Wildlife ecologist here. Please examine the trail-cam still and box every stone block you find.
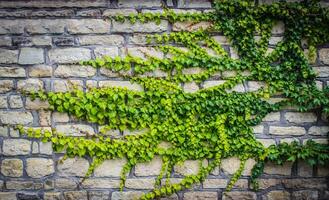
[18,48,44,64]
[79,35,124,45]
[183,82,199,93]
[112,21,168,33]
[0,80,14,93]
[135,156,162,176]
[111,191,144,200]
[17,79,43,92]
[285,112,317,123]
[49,48,90,64]
[0,111,33,125]
[0,67,25,77]
[57,157,89,177]
[0,49,18,63]
[264,162,292,175]
[9,95,23,108]
[3,139,31,155]
[55,124,95,136]
[26,158,54,178]
[55,65,96,77]
[99,81,143,92]
[53,80,83,92]
[223,191,256,200]
[28,65,52,77]
[263,191,290,200]
[183,192,217,200]
[1,159,23,177]
[94,158,127,177]
[94,47,118,58]
[125,178,155,189]
[81,178,120,189]
[269,126,306,136]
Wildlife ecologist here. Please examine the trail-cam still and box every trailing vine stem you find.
[16,0,329,199]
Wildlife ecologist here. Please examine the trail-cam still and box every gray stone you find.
[64,191,87,200]
[118,0,161,7]
[28,65,52,77]
[79,35,124,45]
[177,0,212,8]
[88,191,110,200]
[53,80,83,92]
[319,48,329,65]
[0,96,7,108]
[9,95,23,108]
[1,159,23,177]
[44,192,62,200]
[0,67,25,77]
[203,179,227,188]
[183,192,217,200]
[0,80,14,93]
[0,192,17,200]
[0,49,18,63]
[57,157,89,177]
[285,112,317,123]
[174,160,207,176]
[103,9,137,16]
[263,112,281,122]
[264,162,292,175]
[81,178,120,189]
[223,191,256,200]
[183,82,199,93]
[26,158,54,178]
[0,111,33,125]
[94,47,118,58]
[99,81,143,92]
[111,191,144,200]
[31,36,52,46]
[313,67,329,78]
[3,139,31,155]
[67,19,110,34]
[263,191,290,200]
[18,48,44,64]
[94,158,127,177]
[25,97,50,109]
[292,190,318,200]
[135,156,162,176]
[40,142,53,155]
[49,48,90,64]
[17,79,43,92]
[0,36,11,46]
[269,126,306,136]
[55,124,95,136]
[125,178,155,189]
[55,65,96,77]
[112,21,168,33]
[55,178,77,189]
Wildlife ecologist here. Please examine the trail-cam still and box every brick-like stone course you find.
[0,1,328,199]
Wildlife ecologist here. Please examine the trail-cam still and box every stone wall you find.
[0,0,328,200]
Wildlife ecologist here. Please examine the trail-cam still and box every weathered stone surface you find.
[57,157,89,177]
[183,82,199,93]
[221,157,256,176]
[292,190,318,200]
[40,142,53,155]
[263,191,290,200]
[44,192,63,200]
[118,0,161,7]
[0,36,11,46]
[285,112,317,123]
[3,139,31,155]
[313,67,329,78]
[55,65,96,77]
[269,36,283,45]
[263,112,281,122]
[82,178,120,189]
[0,49,18,63]
[55,124,95,136]
[17,79,43,92]
[29,65,52,77]
[223,192,256,200]
[26,97,50,109]
[0,67,25,77]
[67,19,110,34]
[247,81,266,92]
[53,80,83,92]
[0,0,107,8]
[252,125,264,134]
[31,36,52,46]
[317,164,329,176]
[129,34,150,44]
[6,180,42,190]
[18,48,44,64]
[135,156,162,176]
[174,160,207,176]
[88,191,110,200]
[258,179,281,189]
[39,110,51,126]
[182,67,205,75]
[79,35,124,45]
[177,0,212,8]
[319,48,329,64]
[203,179,227,188]
[76,9,101,17]
[26,158,54,178]
[173,21,212,32]
[99,81,143,92]
[112,21,168,33]
[111,191,144,200]
[103,9,137,17]
[94,158,127,177]
[269,126,306,136]
[0,111,33,125]
[94,47,118,58]
[1,159,23,177]
[212,35,230,45]
[53,112,69,123]
[49,48,90,63]
[282,178,327,189]
[127,47,163,59]
[0,192,17,200]
[9,95,23,108]
[0,80,14,93]
[53,37,75,46]
[264,162,292,175]
[64,191,87,200]
[125,178,155,189]
[308,126,329,136]
[0,126,8,136]
[183,192,217,200]
[55,178,77,189]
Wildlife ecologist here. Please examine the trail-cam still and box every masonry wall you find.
[0,0,328,200]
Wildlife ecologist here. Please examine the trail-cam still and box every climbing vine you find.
[17,0,329,199]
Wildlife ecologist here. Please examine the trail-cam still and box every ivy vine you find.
[17,0,329,199]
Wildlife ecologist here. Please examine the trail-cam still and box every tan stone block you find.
[1,159,23,177]
[26,158,54,178]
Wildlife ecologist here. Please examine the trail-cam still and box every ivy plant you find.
[17,0,329,199]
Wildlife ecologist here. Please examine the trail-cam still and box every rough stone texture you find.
[135,156,162,176]
[81,178,120,189]
[3,139,31,155]
[0,49,18,63]
[26,158,54,178]
[53,79,83,92]
[18,48,44,64]
[29,65,52,77]
[55,124,95,136]
[0,192,17,200]
[1,159,23,177]
[99,81,143,91]
[0,111,33,125]
[79,35,124,45]
[9,95,23,108]
[94,158,127,177]
[263,191,290,200]
[319,48,329,64]
[112,21,168,33]
[174,160,207,176]
[111,191,144,200]
[183,82,199,93]
[64,191,87,200]
[49,48,91,63]
[55,65,96,77]
[0,80,14,93]
[183,192,217,200]
[125,178,155,189]
[94,47,118,58]
[223,192,256,200]
[264,162,293,175]
[292,190,318,200]
[221,157,256,176]
[57,157,89,177]
[26,98,50,109]
[17,79,43,92]
[269,126,306,135]
[285,112,317,123]
[0,67,25,78]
